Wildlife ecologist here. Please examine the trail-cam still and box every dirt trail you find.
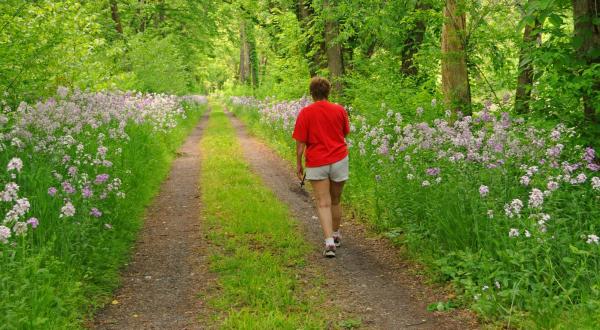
[226,110,478,330]
[92,111,211,330]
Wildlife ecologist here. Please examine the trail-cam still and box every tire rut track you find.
[225,109,478,330]
[92,111,212,330]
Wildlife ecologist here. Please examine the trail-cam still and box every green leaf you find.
[548,14,563,27]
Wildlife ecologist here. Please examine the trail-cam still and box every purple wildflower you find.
[547,181,559,191]
[0,226,11,243]
[94,174,110,184]
[1,182,19,202]
[584,147,596,163]
[505,199,524,218]
[48,187,58,196]
[60,201,76,218]
[68,166,78,176]
[61,181,76,194]
[426,167,441,176]
[7,158,23,172]
[27,217,39,228]
[479,185,489,197]
[586,234,599,245]
[528,189,544,209]
[591,177,600,190]
[97,146,108,157]
[90,208,102,218]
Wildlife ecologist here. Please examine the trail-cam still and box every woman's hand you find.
[296,164,304,181]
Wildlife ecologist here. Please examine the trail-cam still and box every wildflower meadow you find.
[0,88,207,328]
[230,96,600,328]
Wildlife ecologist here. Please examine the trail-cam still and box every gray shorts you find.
[305,156,349,182]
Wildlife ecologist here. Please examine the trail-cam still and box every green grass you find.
[227,101,600,329]
[199,104,332,329]
[0,104,207,329]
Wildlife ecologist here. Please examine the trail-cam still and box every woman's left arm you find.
[342,109,350,137]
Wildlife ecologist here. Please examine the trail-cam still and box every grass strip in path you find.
[200,104,331,329]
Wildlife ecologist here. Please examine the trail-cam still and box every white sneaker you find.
[323,244,336,258]
[333,233,341,247]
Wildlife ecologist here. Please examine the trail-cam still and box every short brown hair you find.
[309,77,331,100]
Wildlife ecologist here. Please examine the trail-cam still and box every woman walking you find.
[292,77,350,258]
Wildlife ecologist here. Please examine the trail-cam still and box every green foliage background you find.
[0,0,220,105]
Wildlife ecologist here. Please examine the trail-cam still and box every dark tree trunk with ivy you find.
[573,0,599,123]
[239,21,249,84]
[515,17,542,114]
[401,2,430,77]
[158,0,166,23]
[441,0,471,114]
[109,0,123,35]
[239,21,259,88]
[323,0,344,94]
[247,22,260,88]
[296,0,324,77]
[136,0,146,33]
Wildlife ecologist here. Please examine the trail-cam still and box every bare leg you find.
[310,179,333,239]
[330,180,345,232]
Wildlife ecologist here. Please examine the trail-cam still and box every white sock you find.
[325,237,335,246]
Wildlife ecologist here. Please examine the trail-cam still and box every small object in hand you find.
[300,173,306,188]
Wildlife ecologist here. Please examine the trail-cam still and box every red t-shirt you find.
[292,100,350,167]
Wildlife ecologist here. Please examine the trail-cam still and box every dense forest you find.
[1,0,217,102]
[221,0,599,142]
[3,1,597,135]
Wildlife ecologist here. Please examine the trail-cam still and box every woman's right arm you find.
[296,141,306,180]
[292,110,308,180]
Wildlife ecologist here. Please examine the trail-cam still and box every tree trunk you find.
[323,0,344,95]
[138,0,146,33]
[441,0,471,114]
[296,0,326,77]
[260,55,268,81]
[246,22,260,88]
[109,0,123,34]
[239,21,250,84]
[153,0,166,29]
[573,0,599,123]
[515,17,542,114]
[158,0,166,23]
[401,2,430,76]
